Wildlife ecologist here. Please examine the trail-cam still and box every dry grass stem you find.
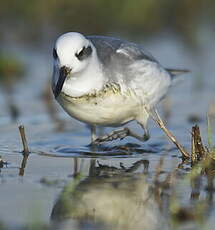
[149,109,190,159]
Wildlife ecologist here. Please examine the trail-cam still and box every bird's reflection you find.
[51,159,167,230]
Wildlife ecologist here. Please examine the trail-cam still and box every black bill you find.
[54,66,70,98]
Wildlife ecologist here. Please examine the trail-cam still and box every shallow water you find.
[0,34,215,229]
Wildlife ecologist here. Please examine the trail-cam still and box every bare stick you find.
[149,109,190,159]
[18,125,30,155]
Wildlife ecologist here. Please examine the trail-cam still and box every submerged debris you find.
[0,156,8,169]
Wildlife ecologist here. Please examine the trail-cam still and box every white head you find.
[54,32,94,73]
[52,32,96,98]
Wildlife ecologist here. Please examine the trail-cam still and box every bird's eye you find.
[75,46,92,61]
[53,48,58,59]
[76,48,85,60]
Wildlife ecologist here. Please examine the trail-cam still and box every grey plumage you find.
[88,35,157,65]
[87,35,160,86]
[88,35,189,80]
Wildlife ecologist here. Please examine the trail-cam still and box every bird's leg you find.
[92,125,150,145]
[90,125,97,143]
[92,108,150,144]
[139,123,150,141]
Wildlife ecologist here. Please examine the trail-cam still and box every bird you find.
[52,32,188,144]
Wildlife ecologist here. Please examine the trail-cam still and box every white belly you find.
[57,91,141,126]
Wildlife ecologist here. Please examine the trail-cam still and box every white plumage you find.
[52,32,183,143]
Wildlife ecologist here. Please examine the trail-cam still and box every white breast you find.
[57,90,141,126]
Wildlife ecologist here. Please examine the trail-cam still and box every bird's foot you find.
[92,128,130,145]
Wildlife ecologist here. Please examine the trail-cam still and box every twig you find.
[18,125,30,155]
[149,109,190,159]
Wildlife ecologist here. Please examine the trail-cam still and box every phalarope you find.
[52,32,188,144]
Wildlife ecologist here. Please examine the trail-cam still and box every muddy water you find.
[0,34,215,229]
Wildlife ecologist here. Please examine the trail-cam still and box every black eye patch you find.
[53,48,58,59]
[75,45,92,61]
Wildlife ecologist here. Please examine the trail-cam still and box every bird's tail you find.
[166,68,190,77]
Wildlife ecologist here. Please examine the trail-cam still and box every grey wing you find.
[87,35,158,67]
[88,36,172,107]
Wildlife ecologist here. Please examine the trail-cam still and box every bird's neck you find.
[62,56,106,97]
